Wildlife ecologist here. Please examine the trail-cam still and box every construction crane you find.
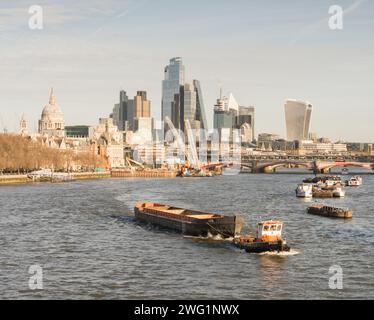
[184,119,200,168]
[164,116,195,165]
[125,157,144,170]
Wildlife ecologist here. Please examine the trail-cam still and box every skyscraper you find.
[171,81,207,132]
[134,91,151,118]
[162,57,185,125]
[111,90,151,131]
[284,99,312,141]
[236,106,255,143]
[193,80,208,130]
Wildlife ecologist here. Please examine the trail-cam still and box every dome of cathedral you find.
[40,88,64,122]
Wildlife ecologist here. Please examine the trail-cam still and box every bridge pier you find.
[263,167,274,173]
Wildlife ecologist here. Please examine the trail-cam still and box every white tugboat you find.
[346,176,363,187]
[295,184,313,198]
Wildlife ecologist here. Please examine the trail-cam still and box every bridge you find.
[241,160,374,173]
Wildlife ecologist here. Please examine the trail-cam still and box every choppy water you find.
[1,172,373,299]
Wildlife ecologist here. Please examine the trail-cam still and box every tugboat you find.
[307,204,352,219]
[295,183,313,198]
[346,176,363,187]
[233,220,290,253]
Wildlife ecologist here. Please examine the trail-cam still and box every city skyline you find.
[0,0,373,141]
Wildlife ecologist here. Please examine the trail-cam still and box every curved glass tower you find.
[284,99,312,141]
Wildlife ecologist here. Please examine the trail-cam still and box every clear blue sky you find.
[0,0,373,141]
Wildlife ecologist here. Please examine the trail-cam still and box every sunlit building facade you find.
[284,99,312,141]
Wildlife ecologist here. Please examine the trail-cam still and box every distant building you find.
[236,106,255,143]
[89,118,124,168]
[38,88,65,138]
[213,91,255,143]
[162,57,185,126]
[111,90,152,131]
[299,140,347,155]
[162,58,207,133]
[134,91,151,119]
[257,133,280,150]
[19,114,28,137]
[284,99,312,141]
[65,126,89,138]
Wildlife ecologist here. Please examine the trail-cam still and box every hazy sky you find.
[0,0,373,141]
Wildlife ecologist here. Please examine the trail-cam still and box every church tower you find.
[19,114,28,136]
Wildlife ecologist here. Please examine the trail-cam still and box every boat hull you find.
[234,239,290,253]
[307,207,352,219]
[134,206,243,238]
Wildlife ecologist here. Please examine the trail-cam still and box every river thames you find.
[1,172,373,299]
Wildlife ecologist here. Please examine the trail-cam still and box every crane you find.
[164,116,195,165]
[184,119,200,168]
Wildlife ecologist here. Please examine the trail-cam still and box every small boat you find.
[233,220,290,253]
[346,176,363,187]
[332,185,346,197]
[295,183,313,198]
[303,175,341,187]
[312,184,345,198]
[134,202,244,238]
[307,204,352,219]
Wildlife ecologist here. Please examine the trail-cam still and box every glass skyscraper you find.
[162,57,185,125]
[284,99,312,141]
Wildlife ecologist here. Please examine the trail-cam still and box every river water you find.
[1,172,373,299]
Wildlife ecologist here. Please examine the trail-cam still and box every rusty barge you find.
[134,202,244,238]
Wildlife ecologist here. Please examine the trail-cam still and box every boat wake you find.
[183,232,234,242]
[258,249,300,256]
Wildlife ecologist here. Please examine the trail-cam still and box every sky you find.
[0,0,373,142]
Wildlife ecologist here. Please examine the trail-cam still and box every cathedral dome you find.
[38,88,65,137]
[41,88,64,121]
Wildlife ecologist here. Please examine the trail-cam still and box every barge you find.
[134,202,244,238]
[233,220,290,253]
[307,204,352,219]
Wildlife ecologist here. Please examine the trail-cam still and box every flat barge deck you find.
[134,202,244,238]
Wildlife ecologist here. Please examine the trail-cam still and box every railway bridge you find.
[241,160,374,173]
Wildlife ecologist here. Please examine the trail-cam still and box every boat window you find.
[277,225,282,231]
[264,226,269,231]
[270,225,277,231]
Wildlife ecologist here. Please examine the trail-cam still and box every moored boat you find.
[134,202,244,238]
[295,183,313,198]
[346,176,363,187]
[233,220,290,253]
[312,184,345,198]
[307,204,352,219]
[303,175,341,187]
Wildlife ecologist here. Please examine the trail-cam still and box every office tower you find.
[171,81,206,133]
[162,57,185,125]
[193,80,208,130]
[112,90,151,131]
[236,106,255,143]
[134,91,151,118]
[284,99,313,141]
